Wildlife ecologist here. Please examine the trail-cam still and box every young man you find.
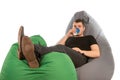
[18,19,100,68]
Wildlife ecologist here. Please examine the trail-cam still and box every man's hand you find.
[72,47,82,53]
[66,29,75,37]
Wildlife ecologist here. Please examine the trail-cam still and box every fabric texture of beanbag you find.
[0,35,77,80]
[66,11,114,80]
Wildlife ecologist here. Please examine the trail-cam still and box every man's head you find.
[72,19,85,36]
[74,19,85,27]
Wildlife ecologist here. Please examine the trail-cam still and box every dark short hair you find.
[74,19,85,27]
[74,17,89,27]
[74,19,83,23]
[75,19,84,23]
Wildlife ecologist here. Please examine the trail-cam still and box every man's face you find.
[72,22,85,36]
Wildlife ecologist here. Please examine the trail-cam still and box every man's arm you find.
[81,44,100,58]
[72,44,100,58]
[57,29,74,45]
[57,35,69,45]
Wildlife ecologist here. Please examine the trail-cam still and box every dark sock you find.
[34,44,57,55]
[34,44,44,62]
[34,44,44,55]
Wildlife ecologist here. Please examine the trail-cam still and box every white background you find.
[0,0,120,79]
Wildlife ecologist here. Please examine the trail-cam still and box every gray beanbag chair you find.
[66,11,114,80]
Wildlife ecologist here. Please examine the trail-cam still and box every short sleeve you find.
[88,35,98,45]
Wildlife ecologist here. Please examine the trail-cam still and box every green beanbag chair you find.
[0,35,77,80]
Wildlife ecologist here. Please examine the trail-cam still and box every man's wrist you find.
[81,53,85,55]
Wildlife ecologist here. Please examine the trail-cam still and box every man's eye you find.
[74,26,76,28]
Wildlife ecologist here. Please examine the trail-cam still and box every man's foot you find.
[18,26,25,60]
[22,36,39,68]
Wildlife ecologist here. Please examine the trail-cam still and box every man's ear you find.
[83,26,85,31]
[72,22,75,28]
